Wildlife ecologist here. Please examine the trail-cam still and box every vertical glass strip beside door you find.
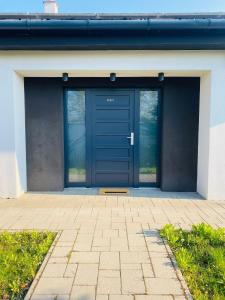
[65,90,86,185]
[139,90,159,185]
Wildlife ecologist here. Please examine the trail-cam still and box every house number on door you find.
[107,98,115,102]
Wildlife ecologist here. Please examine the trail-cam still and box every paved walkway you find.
[0,191,225,300]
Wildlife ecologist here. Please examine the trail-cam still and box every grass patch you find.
[0,231,56,300]
[160,223,225,300]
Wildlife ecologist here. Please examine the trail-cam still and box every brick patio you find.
[0,191,225,300]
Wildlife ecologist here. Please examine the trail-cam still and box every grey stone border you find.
[161,237,193,300]
[24,231,61,300]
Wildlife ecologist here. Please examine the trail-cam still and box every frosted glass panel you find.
[66,90,86,183]
[139,90,159,184]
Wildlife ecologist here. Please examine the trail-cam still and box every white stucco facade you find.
[0,50,225,200]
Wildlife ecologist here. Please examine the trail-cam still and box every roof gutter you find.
[1,17,225,50]
[1,18,225,31]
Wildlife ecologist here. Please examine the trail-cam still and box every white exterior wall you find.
[0,50,225,200]
[0,69,26,198]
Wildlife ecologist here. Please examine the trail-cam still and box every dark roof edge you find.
[1,13,225,50]
[1,12,225,20]
[2,18,225,31]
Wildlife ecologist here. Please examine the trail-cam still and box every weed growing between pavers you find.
[0,231,56,299]
[160,223,225,300]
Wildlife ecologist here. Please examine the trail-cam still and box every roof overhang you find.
[1,13,225,50]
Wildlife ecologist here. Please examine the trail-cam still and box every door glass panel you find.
[139,90,159,184]
[65,90,86,183]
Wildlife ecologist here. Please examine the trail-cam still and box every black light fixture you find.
[158,72,165,82]
[110,72,116,82]
[62,72,69,82]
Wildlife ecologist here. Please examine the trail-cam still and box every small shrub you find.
[0,231,56,300]
[160,223,225,300]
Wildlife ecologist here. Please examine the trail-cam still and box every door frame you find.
[64,87,162,188]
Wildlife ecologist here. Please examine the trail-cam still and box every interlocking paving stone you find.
[34,278,73,295]
[135,296,173,300]
[110,296,134,300]
[151,256,177,278]
[70,285,95,300]
[97,270,121,294]
[100,252,120,270]
[99,269,119,276]
[111,237,129,251]
[121,263,142,270]
[51,247,72,258]
[42,264,67,278]
[58,230,77,242]
[120,251,150,264]
[1,192,224,299]
[69,251,99,263]
[64,264,77,278]
[142,263,154,277]
[74,264,98,285]
[96,296,109,300]
[121,269,145,294]
[31,296,53,300]
[145,278,183,295]
[93,237,110,247]
[48,257,68,264]
[31,295,70,300]
[56,241,74,247]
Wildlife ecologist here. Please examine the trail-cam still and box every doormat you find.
[99,188,129,195]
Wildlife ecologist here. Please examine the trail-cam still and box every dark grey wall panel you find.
[161,78,200,192]
[25,78,64,191]
[25,77,199,192]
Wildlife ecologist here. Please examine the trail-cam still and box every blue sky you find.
[0,0,225,13]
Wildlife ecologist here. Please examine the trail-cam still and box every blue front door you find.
[87,89,135,187]
[64,88,160,188]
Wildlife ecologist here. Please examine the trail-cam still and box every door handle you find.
[126,132,134,146]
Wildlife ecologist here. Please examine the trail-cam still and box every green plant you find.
[160,223,225,300]
[0,231,56,300]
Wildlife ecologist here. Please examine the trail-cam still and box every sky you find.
[0,0,225,14]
